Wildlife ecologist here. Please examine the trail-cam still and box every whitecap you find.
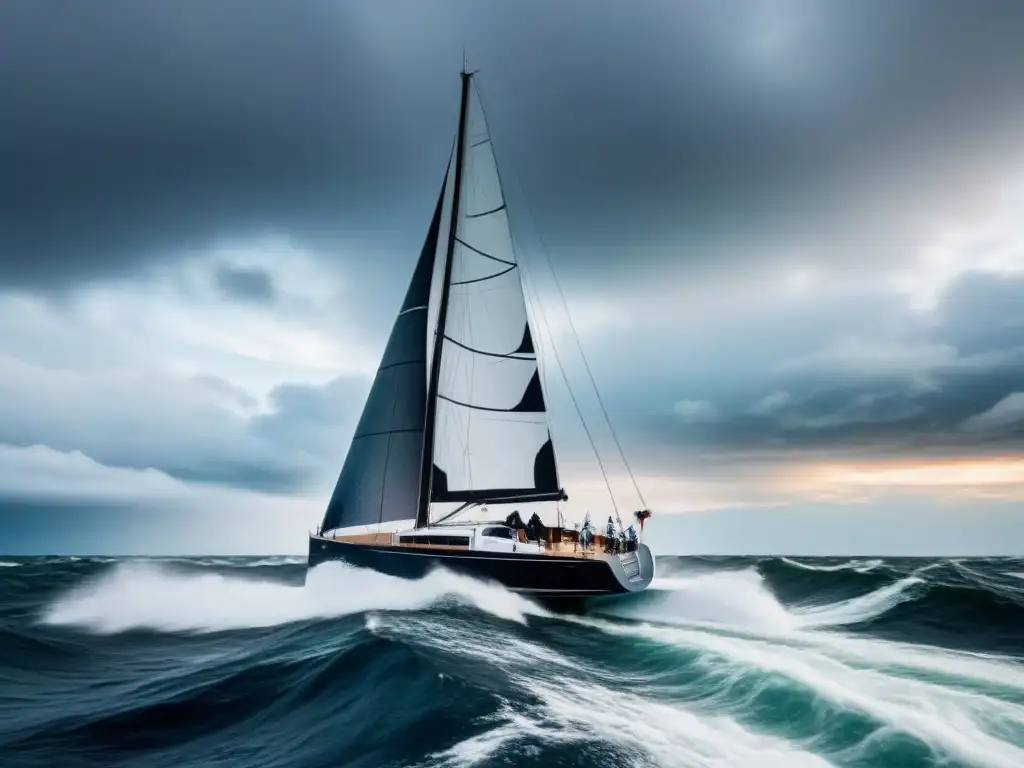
[40,559,548,634]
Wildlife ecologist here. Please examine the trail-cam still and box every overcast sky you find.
[2,0,1023,555]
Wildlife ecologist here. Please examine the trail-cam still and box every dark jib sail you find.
[425,79,565,508]
[318,174,448,534]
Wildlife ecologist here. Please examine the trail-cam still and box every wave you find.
[398,608,834,768]
[792,575,925,628]
[595,558,1024,652]
[0,561,21,567]
[556,562,1024,768]
[593,565,918,634]
[430,671,836,768]
[180,556,306,568]
[40,560,548,634]
[780,556,884,574]
[6,555,1024,768]
[600,568,799,634]
[568,614,1024,768]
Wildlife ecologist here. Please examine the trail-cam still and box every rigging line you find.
[520,252,551,415]
[476,77,647,517]
[471,80,619,517]
[519,259,571,485]
[518,245,619,516]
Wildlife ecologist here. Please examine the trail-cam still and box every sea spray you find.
[42,559,548,634]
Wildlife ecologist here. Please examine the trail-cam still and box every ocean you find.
[1,556,1023,768]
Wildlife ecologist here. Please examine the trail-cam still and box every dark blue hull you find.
[307,535,655,599]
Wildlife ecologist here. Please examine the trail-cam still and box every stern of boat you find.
[606,543,656,592]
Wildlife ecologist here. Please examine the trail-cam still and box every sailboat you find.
[307,66,655,599]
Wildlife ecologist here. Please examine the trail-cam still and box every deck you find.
[326,532,616,560]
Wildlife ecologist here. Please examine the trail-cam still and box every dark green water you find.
[1,555,1023,767]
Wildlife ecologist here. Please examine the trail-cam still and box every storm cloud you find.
[1,1,1024,552]
[4,1,1024,287]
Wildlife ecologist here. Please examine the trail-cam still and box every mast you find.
[416,68,472,529]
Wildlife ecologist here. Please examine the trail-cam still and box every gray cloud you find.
[607,271,1024,468]
[215,266,276,304]
[0,1,451,292]
[1,0,1023,523]
[3,0,1024,293]
[960,393,1024,434]
[0,355,368,494]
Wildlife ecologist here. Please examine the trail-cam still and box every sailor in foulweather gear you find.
[605,516,616,553]
[580,512,593,550]
[527,511,543,542]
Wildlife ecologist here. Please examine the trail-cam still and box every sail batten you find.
[453,237,516,265]
[451,264,516,286]
[441,333,535,360]
[466,203,506,219]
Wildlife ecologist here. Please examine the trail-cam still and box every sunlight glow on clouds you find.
[890,163,1024,312]
[798,457,1024,502]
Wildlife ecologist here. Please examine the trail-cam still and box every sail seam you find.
[454,237,516,266]
[451,264,516,286]
[378,359,426,372]
[470,137,491,148]
[442,334,535,360]
[376,369,402,527]
[466,203,506,219]
[352,427,423,440]
[437,393,544,414]
[398,305,428,316]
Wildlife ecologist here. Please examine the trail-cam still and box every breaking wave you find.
[42,560,548,633]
